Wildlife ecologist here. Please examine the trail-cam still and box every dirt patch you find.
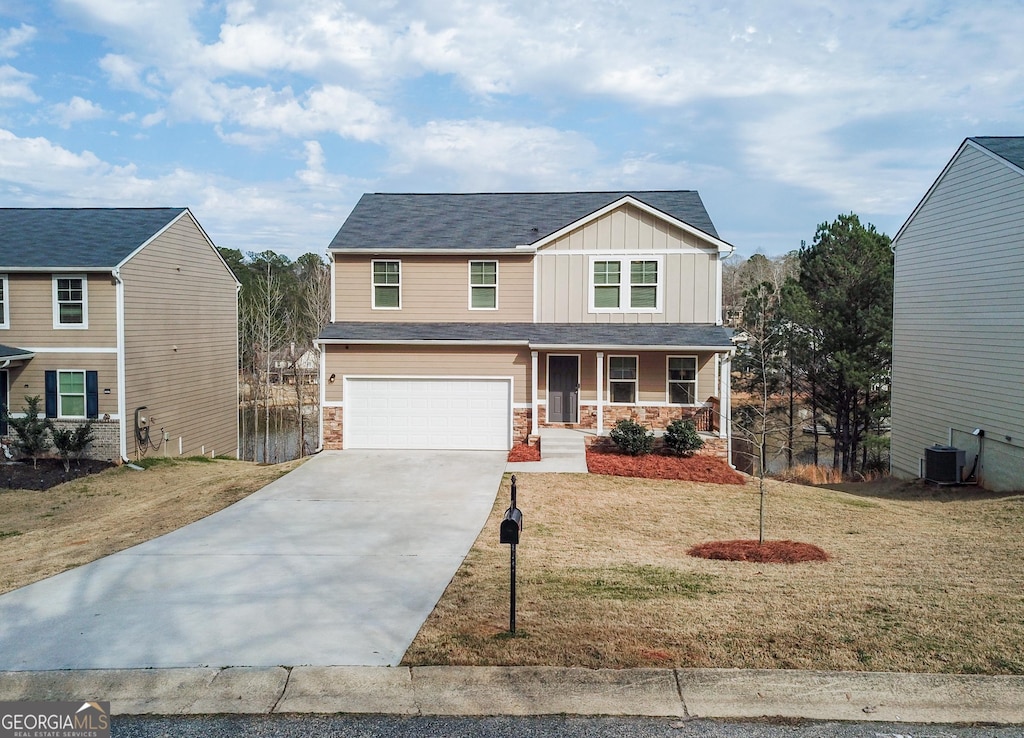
[1,459,114,491]
[586,448,746,485]
[688,539,830,564]
[507,444,541,462]
[0,456,304,595]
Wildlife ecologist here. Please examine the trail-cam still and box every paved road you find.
[111,715,1024,738]
[0,451,507,670]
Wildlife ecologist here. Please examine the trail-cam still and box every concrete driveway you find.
[0,450,507,670]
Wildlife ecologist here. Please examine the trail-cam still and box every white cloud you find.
[0,24,36,58]
[50,96,105,128]
[0,64,37,103]
[100,54,159,98]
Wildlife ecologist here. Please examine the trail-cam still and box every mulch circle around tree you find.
[688,539,830,564]
[585,448,746,485]
[0,458,115,491]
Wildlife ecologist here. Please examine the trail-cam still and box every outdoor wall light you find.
[329,373,336,383]
[972,428,985,437]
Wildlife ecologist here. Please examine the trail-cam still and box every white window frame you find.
[57,369,87,419]
[607,354,639,405]
[667,355,699,406]
[588,256,663,313]
[468,260,499,310]
[52,274,88,329]
[0,274,8,329]
[371,260,401,310]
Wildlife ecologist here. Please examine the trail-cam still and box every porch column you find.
[719,353,730,439]
[596,351,604,435]
[531,350,539,436]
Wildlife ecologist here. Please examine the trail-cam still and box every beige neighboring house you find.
[0,208,239,463]
[317,191,736,454]
[891,137,1024,491]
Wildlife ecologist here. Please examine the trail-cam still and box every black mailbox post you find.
[500,474,522,633]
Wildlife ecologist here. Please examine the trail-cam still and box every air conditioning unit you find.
[924,446,965,485]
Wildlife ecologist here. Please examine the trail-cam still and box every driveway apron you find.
[0,450,506,670]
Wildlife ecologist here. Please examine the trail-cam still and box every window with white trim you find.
[53,275,87,328]
[608,355,638,404]
[469,260,498,309]
[372,260,401,309]
[668,356,698,404]
[590,257,661,312]
[58,370,87,418]
[0,274,8,329]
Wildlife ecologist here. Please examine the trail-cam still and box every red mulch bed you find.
[688,539,830,564]
[507,444,541,462]
[585,449,746,485]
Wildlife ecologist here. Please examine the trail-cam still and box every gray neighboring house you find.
[318,191,736,454]
[891,137,1024,491]
[0,208,239,463]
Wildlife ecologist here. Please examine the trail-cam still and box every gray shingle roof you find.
[0,208,186,269]
[328,191,720,251]
[0,343,34,360]
[970,137,1024,171]
[319,322,733,348]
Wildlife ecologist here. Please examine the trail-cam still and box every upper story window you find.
[668,356,698,404]
[53,274,88,328]
[590,257,662,312]
[0,274,8,329]
[372,260,401,309]
[469,261,498,309]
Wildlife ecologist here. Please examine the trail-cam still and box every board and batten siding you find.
[333,254,533,321]
[891,142,1024,491]
[3,272,117,348]
[119,214,238,459]
[324,345,531,405]
[535,204,719,323]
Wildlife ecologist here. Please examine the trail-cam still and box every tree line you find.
[218,248,331,462]
[728,213,893,480]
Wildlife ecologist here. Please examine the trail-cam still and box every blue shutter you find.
[45,370,57,418]
[86,371,99,419]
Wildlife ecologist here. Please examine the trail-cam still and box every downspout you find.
[316,340,326,452]
[113,268,129,463]
[235,281,241,459]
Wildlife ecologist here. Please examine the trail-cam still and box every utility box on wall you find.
[924,445,965,485]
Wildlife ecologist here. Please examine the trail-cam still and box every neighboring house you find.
[891,137,1024,491]
[317,191,736,454]
[0,208,239,463]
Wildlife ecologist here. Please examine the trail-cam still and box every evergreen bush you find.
[664,418,704,456]
[609,418,654,456]
[49,419,95,472]
[3,396,51,468]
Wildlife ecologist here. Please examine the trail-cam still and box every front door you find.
[548,356,579,423]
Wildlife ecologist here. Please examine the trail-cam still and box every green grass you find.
[0,531,22,539]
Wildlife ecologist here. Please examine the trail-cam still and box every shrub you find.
[3,396,51,469]
[663,419,704,456]
[49,420,95,472]
[610,418,654,456]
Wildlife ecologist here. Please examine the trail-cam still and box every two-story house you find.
[317,191,735,455]
[0,208,239,463]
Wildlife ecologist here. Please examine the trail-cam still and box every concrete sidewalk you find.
[1,666,1022,724]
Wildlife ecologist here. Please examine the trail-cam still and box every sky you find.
[2,1,1024,262]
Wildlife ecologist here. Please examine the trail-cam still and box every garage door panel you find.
[346,378,511,450]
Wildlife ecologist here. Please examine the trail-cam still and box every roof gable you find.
[970,136,1024,173]
[328,191,722,252]
[0,208,187,269]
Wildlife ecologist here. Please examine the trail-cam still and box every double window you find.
[469,261,498,309]
[53,274,88,328]
[372,260,401,309]
[591,258,662,312]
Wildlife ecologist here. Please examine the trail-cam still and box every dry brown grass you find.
[0,457,304,595]
[403,472,1024,674]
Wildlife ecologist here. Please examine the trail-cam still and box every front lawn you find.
[403,473,1024,674]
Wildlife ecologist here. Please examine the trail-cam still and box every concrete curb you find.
[2,667,1023,723]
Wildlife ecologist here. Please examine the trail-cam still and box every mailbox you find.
[500,506,523,545]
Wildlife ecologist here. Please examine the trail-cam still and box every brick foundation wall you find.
[323,407,343,449]
[3,418,121,463]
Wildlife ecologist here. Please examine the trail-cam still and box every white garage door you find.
[345,377,512,450]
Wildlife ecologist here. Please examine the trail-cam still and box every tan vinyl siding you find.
[334,254,533,321]
[3,273,117,348]
[536,205,719,323]
[537,351,717,403]
[891,143,1024,491]
[324,345,530,404]
[6,353,119,416]
[120,214,238,459]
